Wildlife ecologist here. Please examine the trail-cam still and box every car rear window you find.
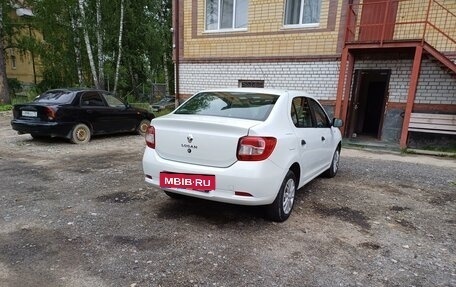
[34,91,76,104]
[174,92,279,121]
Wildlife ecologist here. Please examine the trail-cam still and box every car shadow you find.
[21,132,142,145]
[156,196,269,226]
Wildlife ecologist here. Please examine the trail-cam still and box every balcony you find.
[345,0,456,55]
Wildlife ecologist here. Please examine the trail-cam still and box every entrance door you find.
[346,70,390,140]
[359,0,398,42]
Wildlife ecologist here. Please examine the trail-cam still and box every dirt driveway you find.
[0,111,455,287]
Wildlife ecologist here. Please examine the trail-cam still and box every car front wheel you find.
[324,148,340,178]
[266,170,296,222]
[70,123,91,144]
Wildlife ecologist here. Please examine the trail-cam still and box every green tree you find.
[24,0,173,100]
[0,2,11,104]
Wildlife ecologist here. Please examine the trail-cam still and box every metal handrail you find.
[345,0,456,53]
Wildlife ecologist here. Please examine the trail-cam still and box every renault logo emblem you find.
[187,134,193,143]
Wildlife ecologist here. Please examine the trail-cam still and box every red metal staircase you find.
[336,0,456,148]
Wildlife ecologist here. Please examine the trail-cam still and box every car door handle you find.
[321,136,326,141]
[301,139,306,146]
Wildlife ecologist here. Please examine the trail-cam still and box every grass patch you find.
[420,144,456,153]
[154,108,173,117]
[129,102,151,111]
[129,103,173,117]
[0,104,12,112]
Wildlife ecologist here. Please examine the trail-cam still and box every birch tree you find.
[78,0,99,89]
[70,13,83,86]
[113,0,124,93]
[0,3,10,104]
[96,0,104,89]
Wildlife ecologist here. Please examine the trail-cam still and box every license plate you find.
[159,172,216,191]
[22,111,37,117]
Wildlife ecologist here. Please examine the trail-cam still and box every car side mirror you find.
[332,118,343,127]
[125,102,131,109]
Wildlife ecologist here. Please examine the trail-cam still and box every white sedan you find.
[142,88,343,222]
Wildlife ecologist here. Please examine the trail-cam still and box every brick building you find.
[172,0,455,148]
[5,4,42,87]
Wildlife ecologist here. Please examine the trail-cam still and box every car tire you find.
[70,123,91,144]
[266,170,296,222]
[136,119,150,136]
[323,148,340,178]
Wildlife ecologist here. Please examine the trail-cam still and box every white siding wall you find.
[179,59,456,104]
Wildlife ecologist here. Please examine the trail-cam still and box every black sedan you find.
[11,88,155,144]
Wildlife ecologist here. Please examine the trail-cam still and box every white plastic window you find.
[284,0,321,27]
[206,0,248,31]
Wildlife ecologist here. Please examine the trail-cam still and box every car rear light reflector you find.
[237,136,277,161]
[45,107,56,120]
[145,126,155,149]
[235,191,253,197]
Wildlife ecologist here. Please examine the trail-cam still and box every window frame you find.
[11,55,17,69]
[204,0,249,33]
[283,0,322,29]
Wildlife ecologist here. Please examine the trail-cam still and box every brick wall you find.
[180,58,455,105]
[181,0,342,59]
[179,61,341,101]
[354,58,456,104]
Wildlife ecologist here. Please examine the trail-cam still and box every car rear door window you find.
[81,92,106,107]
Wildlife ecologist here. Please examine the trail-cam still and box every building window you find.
[238,80,264,88]
[206,0,248,31]
[11,55,17,70]
[284,0,321,27]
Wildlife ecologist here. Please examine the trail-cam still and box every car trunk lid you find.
[154,115,260,168]
[13,104,56,122]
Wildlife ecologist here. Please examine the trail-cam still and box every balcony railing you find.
[345,0,456,54]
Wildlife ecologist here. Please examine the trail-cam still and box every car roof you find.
[44,88,110,93]
[196,88,316,100]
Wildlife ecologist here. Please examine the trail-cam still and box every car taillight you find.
[237,136,277,161]
[145,126,155,149]
[44,107,56,120]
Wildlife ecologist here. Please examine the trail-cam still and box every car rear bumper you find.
[11,119,74,138]
[142,148,286,206]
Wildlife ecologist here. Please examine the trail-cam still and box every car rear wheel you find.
[266,170,296,222]
[71,123,91,144]
[136,119,150,136]
[323,148,340,178]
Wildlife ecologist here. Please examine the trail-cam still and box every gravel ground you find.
[0,111,455,287]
